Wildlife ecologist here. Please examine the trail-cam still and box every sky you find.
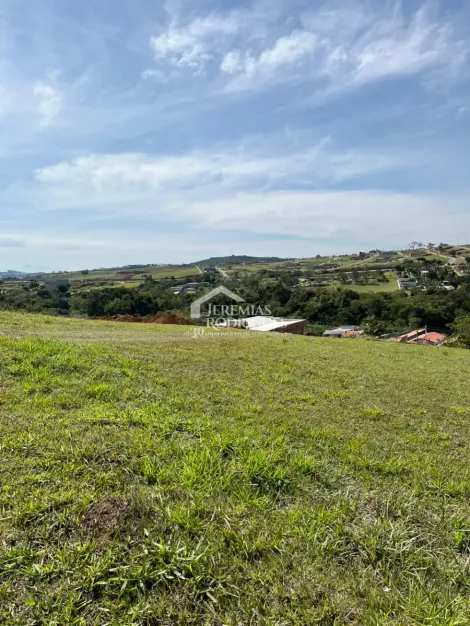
[0,0,469,271]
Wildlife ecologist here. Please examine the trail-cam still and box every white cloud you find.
[146,1,468,95]
[220,51,242,75]
[149,12,241,74]
[258,31,317,68]
[34,138,403,200]
[182,189,462,239]
[30,138,466,248]
[221,30,317,83]
[33,77,63,127]
[32,147,470,244]
[345,3,468,87]
[0,0,468,270]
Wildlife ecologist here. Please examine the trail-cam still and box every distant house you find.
[414,332,446,346]
[203,267,218,276]
[170,282,207,296]
[390,329,426,343]
[45,279,70,293]
[442,281,455,291]
[323,326,361,338]
[389,329,445,346]
[343,330,364,338]
[397,277,417,290]
[244,317,307,335]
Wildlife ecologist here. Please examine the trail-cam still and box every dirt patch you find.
[114,314,143,322]
[82,497,130,534]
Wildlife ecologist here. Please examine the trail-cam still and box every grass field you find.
[236,255,404,278]
[43,266,198,284]
[333,273,399,294]
[1,312,470,624]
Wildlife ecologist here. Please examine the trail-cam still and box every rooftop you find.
[323,326,360,336]
[216,316,306,332]
[416,332,446,344]
[243,316,306,332]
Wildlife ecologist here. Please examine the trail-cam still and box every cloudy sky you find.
[0,0,469,271]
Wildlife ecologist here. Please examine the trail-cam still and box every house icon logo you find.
[190,286,245,319]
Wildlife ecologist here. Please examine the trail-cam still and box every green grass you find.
[41,266,198,283]
[147,267,199,279]
[332,273,399,293]
[1,312,470,624]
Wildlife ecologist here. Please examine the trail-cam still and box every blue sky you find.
[0,0,469,271]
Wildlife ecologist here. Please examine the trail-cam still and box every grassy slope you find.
[1,313,470,624]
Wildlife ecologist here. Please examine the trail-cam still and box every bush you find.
[450,316,470,349]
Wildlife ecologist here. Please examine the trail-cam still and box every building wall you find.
[275,321,307,335]
[45,280,70,293]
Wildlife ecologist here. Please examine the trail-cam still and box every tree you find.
[104,296,133,316]
[450,316,470,349]
[87,292,105,317]
[362,271,372,285]
[362,315,388,336]
[143,275,156,286]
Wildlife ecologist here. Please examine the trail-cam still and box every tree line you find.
[2,272,470,339]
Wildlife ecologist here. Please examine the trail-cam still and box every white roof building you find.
[217,316,307,335]
[323,326,361,337]
[243,316,306,332]
[397,277,418,290]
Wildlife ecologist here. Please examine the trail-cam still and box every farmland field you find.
[334,273,399,293]
[1,312,470,624]
[42,266,198,285]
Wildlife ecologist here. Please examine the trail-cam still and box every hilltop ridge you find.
[189,255,291,266]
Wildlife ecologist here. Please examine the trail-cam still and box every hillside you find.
[0,270,27,279]
[190,255,291,266]
[1,312,470,623]
[15,246,469,295]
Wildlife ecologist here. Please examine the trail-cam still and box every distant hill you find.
[0,270,27,279]
[191,255,291,267]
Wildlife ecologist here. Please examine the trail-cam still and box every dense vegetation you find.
[1,312,470,624]
[2,264,470,335]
